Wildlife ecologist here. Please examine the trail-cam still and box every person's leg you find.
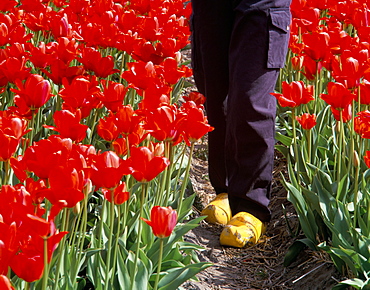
[190,0,233,194]
[225,0,291,222]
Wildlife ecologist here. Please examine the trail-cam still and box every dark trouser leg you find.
[191,0,291,222]
[226,3,291,222]
[191,0,233,194]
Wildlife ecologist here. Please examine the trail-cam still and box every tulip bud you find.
[175,51,182,63]
[335,121,341,132]
[73,202,81,215]
[353,150,360,167]
[141,206,177,238]
[83,179,93,196]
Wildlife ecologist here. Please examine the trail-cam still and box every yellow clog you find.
[201,193,232,225]
[219,212,266,248]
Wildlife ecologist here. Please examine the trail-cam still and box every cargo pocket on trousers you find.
[267,8,291,69]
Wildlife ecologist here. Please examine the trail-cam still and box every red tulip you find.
[97,113,120,142]
[0,0,17,12]
[144,104,183,144]
[0,275,14,290]
[102,182,130,205]
[44,110,88,143]
[41,59,85,85]
[15,136,74,180]
[0,111,29,161]
[359,80,370,105]
[115,105,143,136]
[99,80,128,113]
[79,47,119,78]
[321,82,355,110]
[364,151,370,168]
[130,146,170,183]
[302,55,323,81]
[295,113,317,130]
[302,31,330,62]
[354,110,370,139]
[330,105,352,123]
[58,76,101,118]
[157,57,192,85]
[11,74,52,110]
[45,166,86,208]
[0,56,30,84]
[183,91,206,106]
[271,81,314,108]
[180,101,214,145]
[141,206,177,238]
[331,53,363,89]
[90,151,132,189]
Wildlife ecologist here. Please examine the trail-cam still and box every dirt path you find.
[182,140,343,290]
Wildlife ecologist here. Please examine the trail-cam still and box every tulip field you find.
[1,0,370,289]
[0,0,214,289]
[276,1,370,289]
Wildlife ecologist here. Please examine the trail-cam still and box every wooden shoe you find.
[219,212,266,248]
[201,193,232,225]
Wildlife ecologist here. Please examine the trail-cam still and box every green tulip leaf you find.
[157,262,212,290]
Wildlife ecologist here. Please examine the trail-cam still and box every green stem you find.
[130,183,148,290]
[110,204,121,286]
[104,192,116,290]
[29,110,37,147]
[177,142,195,220]
[307,128,312,166]
[291,109,299,174]
[336,111,344,200]
[52,209,69,290]
[162,142,174,206]
[153,238,164,290]
[3,159,10,185]
[42,237,49,290]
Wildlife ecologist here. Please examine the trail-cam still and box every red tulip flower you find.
[99,80,128,113]
[0,111,29,161]
[0,0,17,12]
[58,76,101,118]
[102,182,130,205]
[0,56,30,84]
[157,57,192,85]
[364,151,370,168]
[141,206,177,238]
[271,81,314,108]
[15,136,73,180]
[145,104,183,144]
[79,47,119,78]
[183,91,206,107]
[302,31,330,62]
[90,151,132,189]
[330,105,352,123]
[295,113,317,130]
[45,166,86,208]
[97,113,120,142]
[115,105,143,136]
[44,110,88,143]
[0,275,14,290]
[320,82,355,110]
[180,101,214,145]
[41,59,85,85]
[332,53,363,89]
[130,146,170,183]
[359,80,370,105]
[354,110,370,139]
[11,74,52,110]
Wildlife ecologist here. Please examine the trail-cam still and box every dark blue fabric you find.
[191,0,291,222]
